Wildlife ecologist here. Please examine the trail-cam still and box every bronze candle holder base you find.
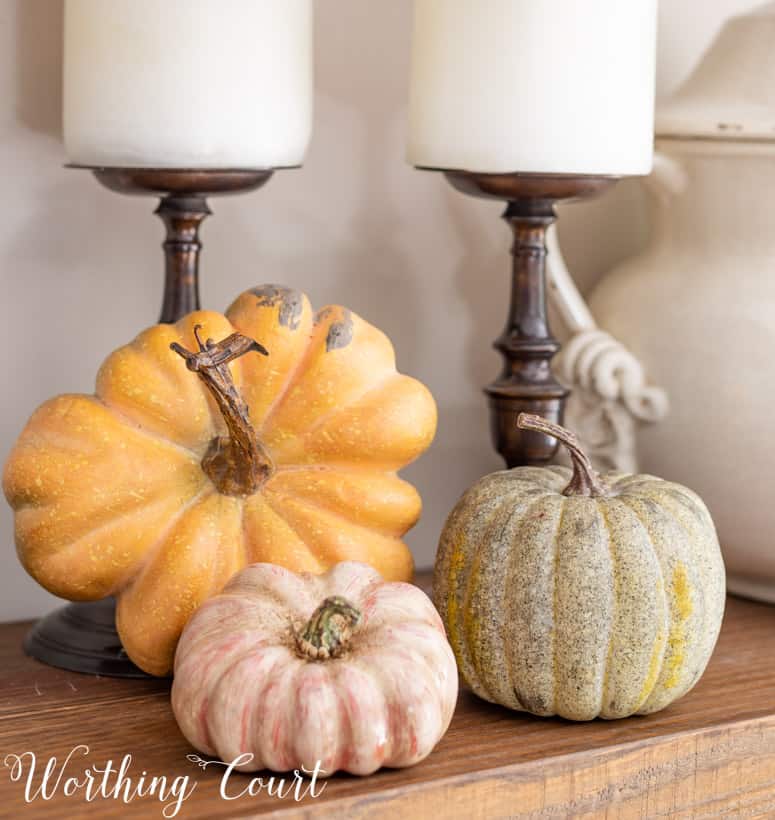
[442,171,618,467]
[24,167,279,678]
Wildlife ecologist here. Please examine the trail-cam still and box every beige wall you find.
[0,0,756,620]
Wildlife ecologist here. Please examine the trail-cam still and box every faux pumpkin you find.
[3,285,436,675]
[434,413,725,721]
[171,560,458,774]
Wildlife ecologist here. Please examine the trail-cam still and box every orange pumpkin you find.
[3,285,437,675]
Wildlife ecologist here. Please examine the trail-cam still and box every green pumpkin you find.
[434,413,725,721]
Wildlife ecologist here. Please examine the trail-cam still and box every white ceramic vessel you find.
[587,3,775,602]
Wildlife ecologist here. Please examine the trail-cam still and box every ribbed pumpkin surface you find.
[4,285,436,675]
[434,463,726,720]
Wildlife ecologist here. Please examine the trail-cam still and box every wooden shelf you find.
[2,576,775,818]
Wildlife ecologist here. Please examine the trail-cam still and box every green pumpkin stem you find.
[171,327,275,496]
[517,413,610,498]
[295,596,362,660]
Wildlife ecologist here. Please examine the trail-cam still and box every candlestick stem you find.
[156,194,210,323]
[441,170,618,467]
[487,198,568,465]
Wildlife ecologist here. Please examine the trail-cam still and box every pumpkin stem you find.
[295,596,362,660]
[171,327,275,496]
[516,413,610,497]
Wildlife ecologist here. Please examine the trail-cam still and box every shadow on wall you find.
[295,0,425,344]
[556,179,649,300]
[2,0,163,423]
[16,0,64,138]
[310,0,507,406]
[442,186,508,395]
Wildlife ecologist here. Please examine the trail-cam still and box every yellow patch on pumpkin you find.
[462,549,485,671]
[663,562,693,689]
[445,539,468,659]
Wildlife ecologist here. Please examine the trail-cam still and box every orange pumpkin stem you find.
[171,327,275,496]
[295,596,362,660]
[516,413,610,498]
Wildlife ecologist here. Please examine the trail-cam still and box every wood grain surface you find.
[1,575,775,818]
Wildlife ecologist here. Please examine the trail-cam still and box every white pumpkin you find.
[171,561,458,774]
[434,413,726,721]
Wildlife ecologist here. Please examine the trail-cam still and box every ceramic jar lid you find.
[657,2,775,140]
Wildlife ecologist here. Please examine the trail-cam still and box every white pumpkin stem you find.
[295,596,362,660]
[517,413,610,497]
[171,327,275,496]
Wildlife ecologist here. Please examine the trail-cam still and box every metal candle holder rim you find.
[65,163,301,171]
[414,166,623,178]
[65,164,301,198]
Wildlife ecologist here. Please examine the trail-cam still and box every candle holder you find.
[441,170,618,467]
[24,167,279,677]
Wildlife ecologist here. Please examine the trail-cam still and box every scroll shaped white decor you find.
[547,225,669,472]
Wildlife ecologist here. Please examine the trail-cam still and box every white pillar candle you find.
[64,0,313,169]
[408,0,656,175]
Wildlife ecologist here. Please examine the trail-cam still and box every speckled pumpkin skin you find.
[3,285,436,676]
[434,465,726,721]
